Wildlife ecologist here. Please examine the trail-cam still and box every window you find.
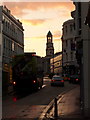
[12,42,15,51]
[74,23,75,30]
[70,24,72,32]
[71,52,73,60]
[66,40,68,47]
[65,26,67,34]
[66,53,68,61]
[3,38,5,48]
[71,43,75,51]
[0,22,1,33]
[78,2,81,17]
[0,45,1,56]
[79,18,81,29]
[3,16,5,20]
[63,28,64,35]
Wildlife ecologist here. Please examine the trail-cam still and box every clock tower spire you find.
[46,31,54,58]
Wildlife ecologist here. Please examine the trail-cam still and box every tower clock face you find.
[48,37,52,42]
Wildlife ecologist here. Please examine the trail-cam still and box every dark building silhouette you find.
[42,31,54,75]
[46,31,54,57]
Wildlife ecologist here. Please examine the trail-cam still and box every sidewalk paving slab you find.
[42,85,90,120]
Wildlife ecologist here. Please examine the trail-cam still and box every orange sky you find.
[2,1,75,57]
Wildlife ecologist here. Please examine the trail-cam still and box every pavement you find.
[39,85,90,120]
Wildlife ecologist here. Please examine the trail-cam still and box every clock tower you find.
[46,31,54,57]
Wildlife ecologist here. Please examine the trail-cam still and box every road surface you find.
[2,77,78,119]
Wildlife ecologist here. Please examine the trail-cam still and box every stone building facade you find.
[0,6,24,94]
[50,52,62,75]
[62,19,78,76]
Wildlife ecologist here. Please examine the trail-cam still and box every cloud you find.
[21,19,46,25]
[2,2,75,17]
[54,38,61,41]
[1,2,74,57]
[25,36,45,40]
[54,30,61,36]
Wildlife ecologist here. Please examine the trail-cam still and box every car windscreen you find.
[52,77,63,80]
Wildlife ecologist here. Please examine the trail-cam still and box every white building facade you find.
[62,19,78,76]
[0,6,24,95]
[50,52,62,75]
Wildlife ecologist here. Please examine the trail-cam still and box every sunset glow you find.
[2,2,75,57]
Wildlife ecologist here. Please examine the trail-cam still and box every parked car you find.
[63,74,70,81]
[51,75,64,86]
[69,75,80,84]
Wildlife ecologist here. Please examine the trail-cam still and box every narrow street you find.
[2,77,78,119]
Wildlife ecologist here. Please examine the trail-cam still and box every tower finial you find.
[47,31,52,36]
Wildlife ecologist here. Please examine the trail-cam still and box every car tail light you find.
[13,81,16,85]
[33,80,36,83]
[68,78,70,80]
[76,79,78,81]
[61,80,64,82]
[13,97,17,102]
[51,80,55,82]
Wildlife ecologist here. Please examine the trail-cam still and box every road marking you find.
[42,85,46,88]
[38,85,46,90]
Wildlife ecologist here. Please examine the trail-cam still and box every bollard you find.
[54,97,58,118]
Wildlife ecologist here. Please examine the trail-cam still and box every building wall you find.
[0,19,2,119]
[62,19,77,66]
[1,6,24,65]
[73,2,90,117]
[81,2,90,117]
[0,6,24,94]
[50,52,62,75]
[62,19,78,76]
[42,57,50,75]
